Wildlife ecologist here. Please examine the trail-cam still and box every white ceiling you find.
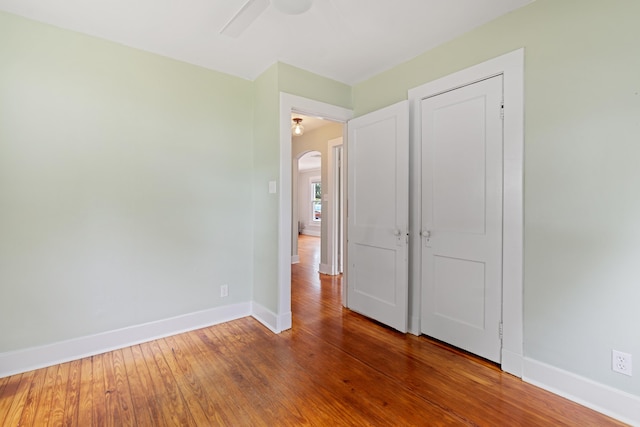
[0,0,533,85]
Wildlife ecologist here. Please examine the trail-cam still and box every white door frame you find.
[278,93,353,331]
[291,157,300,264]
[408,48,525,377]
[326,137,343,276]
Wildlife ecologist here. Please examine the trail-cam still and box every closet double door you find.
[346,76,504,363]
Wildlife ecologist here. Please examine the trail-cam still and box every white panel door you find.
[420,76,504,362]
[347,101,409,332]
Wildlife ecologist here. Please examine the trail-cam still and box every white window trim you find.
[310,176,321,223]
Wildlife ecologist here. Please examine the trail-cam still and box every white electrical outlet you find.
[220,284,229,298]
[612,350,632,376]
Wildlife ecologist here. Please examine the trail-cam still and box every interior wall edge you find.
[251,300,292,334]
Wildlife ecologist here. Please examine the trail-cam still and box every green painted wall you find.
[353,0,640,396]
[0,12,255,352]
[278,63,352,110]
[251,64,280,312]
[251,63,351,314]
[0,11,354,349]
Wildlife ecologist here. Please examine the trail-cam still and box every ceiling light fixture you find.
[292,118,305,136]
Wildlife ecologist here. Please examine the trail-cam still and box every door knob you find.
[420,229,431,239]
[393,229,402,236]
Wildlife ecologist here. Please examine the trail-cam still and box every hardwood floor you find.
[0,235,626,426]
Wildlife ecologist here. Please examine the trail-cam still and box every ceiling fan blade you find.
[220,0,269,37]
[272,0,313,15]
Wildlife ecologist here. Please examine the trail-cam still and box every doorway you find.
[290,115,344,277]
[294,150,322,245]
[277,94,353,333]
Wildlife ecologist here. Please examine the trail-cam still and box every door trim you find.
[326,137,344,276]
[278,93,353,331]
[408,48,524,377]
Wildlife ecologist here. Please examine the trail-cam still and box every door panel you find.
[421,76,503,362]
[352,246,397,303]
[432,97,487,234]
[433,255,486,329]
[347,101,409,333]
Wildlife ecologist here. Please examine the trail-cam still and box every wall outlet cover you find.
[612,350,632,376]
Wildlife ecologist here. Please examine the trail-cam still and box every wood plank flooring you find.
[0,235,627,426]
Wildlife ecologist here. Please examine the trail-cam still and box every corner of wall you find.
[251,301,291,333]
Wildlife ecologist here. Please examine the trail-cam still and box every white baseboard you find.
[501,349,523,378]
[523,357,640,426]
[301,229,320,237]
[251,302,279,333]
[318,263,336,275]
[278,311,292,332]
[291,255,300,264]
[251,302,292,333]
[0,303,251,379]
